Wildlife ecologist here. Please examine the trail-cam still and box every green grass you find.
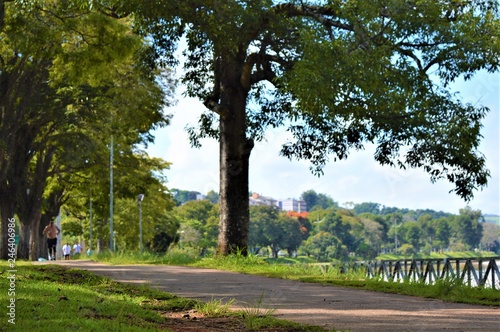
[191,253,500,306]
[1,262,337,331]
[195,297,235,317]
[297,275,500,306]
[88,250,500,307]
[92,248,200,265]
[240,289,277,329]
[0,262,197,331]
[377,251,498,260]
[264,256,319,265]
[240,316,333,332]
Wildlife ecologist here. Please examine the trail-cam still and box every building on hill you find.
[249,193,279,207]
[280,198,307,213]
[249,193,307,212]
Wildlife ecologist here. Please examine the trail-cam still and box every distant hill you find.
[483,215,500,225]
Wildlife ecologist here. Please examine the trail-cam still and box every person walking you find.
[42,221,60,260]
[62,243,71,260]
[73,242,82,259]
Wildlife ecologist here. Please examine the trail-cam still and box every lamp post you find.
[89,186,93,252]
[394,218,398,253]
[138,194,144,252]
[393,214,401,254]
[109,135,114,251]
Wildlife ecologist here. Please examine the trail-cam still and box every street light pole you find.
[394,215,398,253]
[109,135,114,251]
[138,194,144,252]
[89,186,93,252]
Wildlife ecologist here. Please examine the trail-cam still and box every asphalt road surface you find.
[45,260,499,332]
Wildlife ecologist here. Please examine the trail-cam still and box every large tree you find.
[176,199,219,253]
[0,0,172,259]
[452,206,484,250]
[249,205,303,258]
[123,0,500,255]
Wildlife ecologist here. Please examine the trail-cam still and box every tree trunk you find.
[37,216,49,260]
[97,237,104,252]
[272,246,279,259]
[18,193,43,260]
[17,222,30,259]
[29,210,42,260]
[16,199,40,260]
[0,199,15,260]
[216,60,253,256]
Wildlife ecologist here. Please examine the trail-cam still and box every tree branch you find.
[203,98,229,118]
[250,69,277,86]
[274,3,354,31]
[244,52,292,87]
[0,0,15,29]
[397,48,423,71]
[98,6,128,19]
[204,52,229,117]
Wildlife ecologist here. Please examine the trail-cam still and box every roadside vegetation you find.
[90,249,500,307]
[1,262,336,332]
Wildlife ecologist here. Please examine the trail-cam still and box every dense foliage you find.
[0,0,176,259]
[2,0,499,259]
[175,190,499,261]
[117,0,500,255]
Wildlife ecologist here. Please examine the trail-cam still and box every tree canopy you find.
[5,0,499,256]
[122,0,500,255]
[172,193,497,259]
[0,0,175,259]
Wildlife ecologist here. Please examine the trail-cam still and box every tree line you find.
[0,1,176,259]
[2,0,499,260]
[128,0,500,256]
[170,189,499,261]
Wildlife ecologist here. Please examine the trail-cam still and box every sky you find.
[146,71,499,216]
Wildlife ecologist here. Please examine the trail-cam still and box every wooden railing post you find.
[366,257,499,289]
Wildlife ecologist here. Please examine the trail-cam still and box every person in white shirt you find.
[73,242,82,258]
[62,243,71,260]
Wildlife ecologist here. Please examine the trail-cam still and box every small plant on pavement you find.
[240,291,277,330]
[194,297,236,317]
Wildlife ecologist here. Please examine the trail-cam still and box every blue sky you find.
[147,71,499,216]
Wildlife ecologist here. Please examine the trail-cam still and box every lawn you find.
[91,250,500,307]
[0,262,336,331]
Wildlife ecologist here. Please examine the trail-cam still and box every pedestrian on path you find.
[73,242,82,259]
[62,243,71,260]
[42,221,60,260]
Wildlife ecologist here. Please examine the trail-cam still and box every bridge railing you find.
[356,257,500,289]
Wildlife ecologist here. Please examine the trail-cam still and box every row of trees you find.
[302,205,492,260]
[170,190,499,261]
[2,0,499,259]
[0,1,177,259]
[127,0,500,256]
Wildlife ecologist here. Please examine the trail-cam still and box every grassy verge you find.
[0,262,336,332]
[89,250,500,307]
[1,262,194,331]
[377,251,498,260]
[91,249,200,265]
[193,254,500,306]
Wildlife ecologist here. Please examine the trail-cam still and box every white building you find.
[249,193,279,207]
[280,198,307,213]
[249,193,307,212]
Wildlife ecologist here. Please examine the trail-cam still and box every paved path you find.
[46,260,499,331]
